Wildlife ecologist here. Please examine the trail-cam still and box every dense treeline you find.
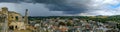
[28,16,120,22]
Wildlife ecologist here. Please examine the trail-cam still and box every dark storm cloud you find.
[32,0,90,14]
[0,0,90,14]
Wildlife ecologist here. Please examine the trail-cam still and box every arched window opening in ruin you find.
[15,16,18,21]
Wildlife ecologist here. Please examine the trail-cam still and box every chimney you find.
[24,9,28,24]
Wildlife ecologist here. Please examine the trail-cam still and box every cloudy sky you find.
[0,0,120,16]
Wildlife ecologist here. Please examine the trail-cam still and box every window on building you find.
[15,16,18,21]
[11,17,13,18]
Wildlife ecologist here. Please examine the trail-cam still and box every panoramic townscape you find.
[0,0,120,32]
[28,16,120,32]
[0,7,119,32]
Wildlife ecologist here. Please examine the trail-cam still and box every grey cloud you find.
[0,0,91,14]
[33,0,90,14]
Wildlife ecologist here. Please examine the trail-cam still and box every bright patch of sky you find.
[108,3,120,9]
[89,0,120,16]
